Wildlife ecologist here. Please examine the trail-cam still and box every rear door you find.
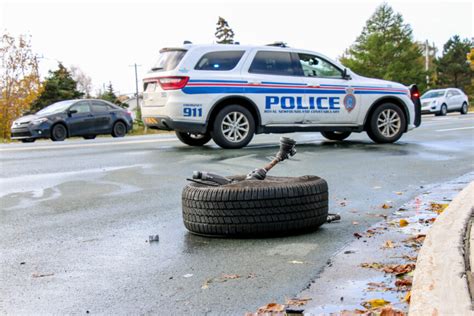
[67,101,93,136]
[90,100,113,133]
[295,53,360,124]
[244,50,306,124]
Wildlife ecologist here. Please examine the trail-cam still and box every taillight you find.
[409,84,420,101]
[157,76,189,90]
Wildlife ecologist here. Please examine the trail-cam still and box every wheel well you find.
[51,122,69,137]
[206,96,261,132]
[364,97,410,132]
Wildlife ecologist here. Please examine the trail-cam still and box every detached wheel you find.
[321,131,351,141]
[176,131,211,146]
[460,102,468,115]
[112,121,126,137]
[182,175,328,238]
[211,105,255,149]
[366,103,406,143]
[50,124,67,141]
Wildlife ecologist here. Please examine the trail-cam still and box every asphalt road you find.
[1,114,473,315]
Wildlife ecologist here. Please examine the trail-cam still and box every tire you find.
[366,103,406,144]
[175,131,211,146]
[21,138,36,143]
[460,102,468,115]
[211,105,255,149]
[439,104,447,116]
[112,121,126,137]
[321,131,351,141]
[182,175,329,238]
[83,135,96,140]
[50,124,67,141]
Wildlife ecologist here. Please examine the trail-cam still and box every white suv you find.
[142,43,422,148]
[421,88,469,116]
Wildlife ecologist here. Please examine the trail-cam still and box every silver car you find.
[421,88,469,116]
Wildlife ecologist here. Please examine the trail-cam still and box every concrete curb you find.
[409,181,474,316]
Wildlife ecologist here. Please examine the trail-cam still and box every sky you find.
[1,0,472,96]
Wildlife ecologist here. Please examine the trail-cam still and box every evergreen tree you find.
[31,63,83,112]
[340,4,426,90]
[435,35,473,90]
[98,82,127,108]
[215,17,235,44]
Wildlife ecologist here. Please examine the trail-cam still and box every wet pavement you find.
[0,114,473,314]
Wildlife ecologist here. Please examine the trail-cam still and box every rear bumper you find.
[142,116,207,134]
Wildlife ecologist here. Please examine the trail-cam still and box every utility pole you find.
[425,40,430,88]
[129,63,142,128]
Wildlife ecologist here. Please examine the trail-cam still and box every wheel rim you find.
[54,126,66,139]
[442,106,447,115]
[463,104,467,112]
[115,123,125,136]
[377,109,401,138]
[221,111,249,143]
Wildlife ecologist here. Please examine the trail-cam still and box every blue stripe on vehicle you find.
[188,79,248,83]
[183,87,350,94]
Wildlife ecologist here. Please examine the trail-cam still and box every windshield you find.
[421,90,446,99]
[151,50,186,71]
[36,100,77,115]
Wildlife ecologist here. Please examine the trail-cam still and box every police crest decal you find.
[343,88,356,112]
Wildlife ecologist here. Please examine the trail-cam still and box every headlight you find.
[31,118,48,125]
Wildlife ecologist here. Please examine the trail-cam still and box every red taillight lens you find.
[409,85,420,100]
[157,76,189,90]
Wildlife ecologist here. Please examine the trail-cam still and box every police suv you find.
[142,43,421,149]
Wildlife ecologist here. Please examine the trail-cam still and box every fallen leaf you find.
[354,232,363,239]
[222,274,240,280]
[382,203,393,209]
[340,309,369,315]
[361,262,384,270]
[383,240,395,248]
[247,273,257,279]
[379,306,406,316]
[361,298,390,309]
[395,278,412,288]
[286,297,311,306]
[430,202,449,214]
[395,192,403,195]
[382,264,416,275]
[32,272,54,278]
[367,282,386,288]
[289,260,304,264]
[256,302,285,313]
[399,219,409,227]
[201,279,212,289]
[403,291,411,303]
[352,221,359,225]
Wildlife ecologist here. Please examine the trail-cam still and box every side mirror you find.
[68,109,78,116]
[342,68,351,80]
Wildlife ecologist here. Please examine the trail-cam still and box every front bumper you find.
[142,116,206,134]
[11,125,50,140]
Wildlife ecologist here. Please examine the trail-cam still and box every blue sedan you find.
[11,99,134,142]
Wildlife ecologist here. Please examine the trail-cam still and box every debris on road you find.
[148,235,159,243]
[32,272,54,278]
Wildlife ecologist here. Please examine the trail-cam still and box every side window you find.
[91,101,109,112]
[70,101,90,113]
[452,90,461,96]
[249,51,299,76]
[297,53,343,78]
[195,51,245,71]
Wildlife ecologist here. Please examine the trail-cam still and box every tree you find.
[215,17,235,44]
[70,65,92,98]
[0,33,42,141]
[31,63,83,112]
[98,82,127,108]
[435,35,473,90]
[340,4,426,90]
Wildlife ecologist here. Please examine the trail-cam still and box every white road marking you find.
[436,127,474,132]
[0,137,177,152]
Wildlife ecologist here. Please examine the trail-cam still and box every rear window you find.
[195,51,245,71]
[249,51,299,76]
[151,50,186,71]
